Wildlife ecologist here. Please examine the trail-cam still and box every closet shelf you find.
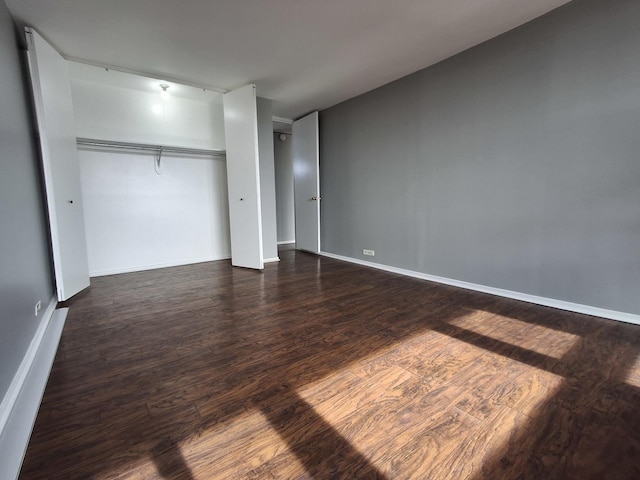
[76,137,226,159]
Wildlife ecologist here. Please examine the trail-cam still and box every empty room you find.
[1,0,639,479]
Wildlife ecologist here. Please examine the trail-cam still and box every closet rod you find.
[76,137,226,158]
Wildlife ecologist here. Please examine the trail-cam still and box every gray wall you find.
[257,97,278,260]
[320,0,640,315]
[274,132,295,243]
[0,1,55,399]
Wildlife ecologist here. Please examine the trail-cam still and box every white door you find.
[26,28,90,300]
[223,84,264,269]
[292,111,320,253]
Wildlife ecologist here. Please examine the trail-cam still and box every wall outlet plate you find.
[363,249,375,256]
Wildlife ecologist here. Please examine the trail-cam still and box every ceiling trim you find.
[272,116,293,124]
[64,55,228,94]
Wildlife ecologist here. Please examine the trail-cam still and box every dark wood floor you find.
[20,249,640,479]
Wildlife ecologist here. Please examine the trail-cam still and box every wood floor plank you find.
[18,249,640,479]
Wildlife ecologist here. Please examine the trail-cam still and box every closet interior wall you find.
[69,63,230,276]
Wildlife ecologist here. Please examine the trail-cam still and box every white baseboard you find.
[264,257,280,263]
[0,296,56,431]
[277,240,295,245]
[89,255,231,277]
[319,251,640,326]
[0,297,67,480]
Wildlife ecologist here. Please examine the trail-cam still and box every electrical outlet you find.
[363,249,375,256]
[35,300,42,317]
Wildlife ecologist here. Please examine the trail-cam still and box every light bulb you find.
[160,84,170,100]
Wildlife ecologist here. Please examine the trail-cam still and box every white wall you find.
[69,64,225,150]
[69,63,230,275]
[274,132,295,243]
[257,98,278,260]
[79,150,230,276]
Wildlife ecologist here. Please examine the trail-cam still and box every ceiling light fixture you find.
[160,84,170,99]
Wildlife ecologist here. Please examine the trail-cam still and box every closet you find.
[27,29,277,299]
[69,61,231,277]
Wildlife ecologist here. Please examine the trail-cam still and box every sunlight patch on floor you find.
[625,353,640,388]
[181,409,306,479]
[94,456,160,480]
[450,310,579,359]
[505,367,566,417]
[296,364,417,478]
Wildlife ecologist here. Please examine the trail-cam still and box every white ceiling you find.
[7,0,571,120]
